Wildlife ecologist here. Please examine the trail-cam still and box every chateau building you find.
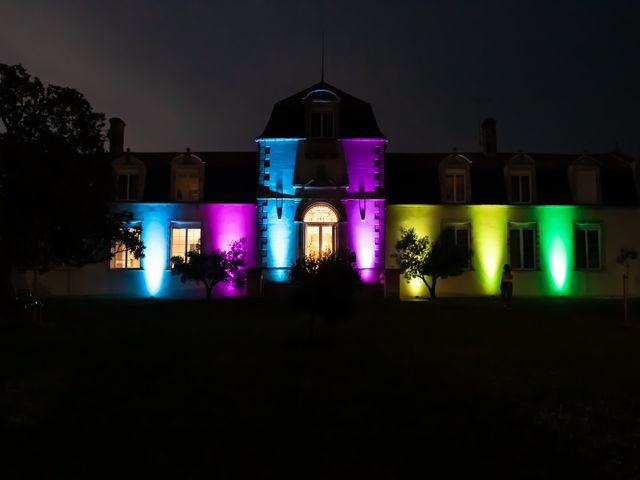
[18,81,640,298]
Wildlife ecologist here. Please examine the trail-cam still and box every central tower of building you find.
[256,81,387,282]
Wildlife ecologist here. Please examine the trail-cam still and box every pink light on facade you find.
[203,203,257,297]
[344,199,382,283]
[340,139,385,194]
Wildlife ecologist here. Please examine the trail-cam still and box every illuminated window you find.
[509,223,536,270]
[310,111,334,138]
[116,173,140,200]
[170,224,202,262]
[442,223,470,267]
[510,172,531,203]
[303,205,338,257]
[574,223,600,269]
[110,228,141,269]
[444,170,466,203]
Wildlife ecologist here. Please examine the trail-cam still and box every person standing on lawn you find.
[501,264,513,308]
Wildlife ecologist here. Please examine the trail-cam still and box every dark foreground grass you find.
[1,297,639,478]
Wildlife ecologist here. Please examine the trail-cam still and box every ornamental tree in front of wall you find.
[170,238,247,300]
[394,227,471,299]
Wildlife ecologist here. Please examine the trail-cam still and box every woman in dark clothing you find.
[500,264,513,308]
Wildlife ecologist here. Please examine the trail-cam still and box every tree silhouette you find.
[290,250,361,337]
[0,63,144,300]
[170,238,247,300]
[394,227,471,299]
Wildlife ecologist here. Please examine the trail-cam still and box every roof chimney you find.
[108,117,126,155]
[481,118,497,156]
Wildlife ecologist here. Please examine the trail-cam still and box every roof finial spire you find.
[321,29,325,83]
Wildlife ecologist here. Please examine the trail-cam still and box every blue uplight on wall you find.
[143,215,168,296]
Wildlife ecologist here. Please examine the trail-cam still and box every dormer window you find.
[506,153,535,204]
[304,89,340,140]
[574,169,598,204]
[444,170,466,203]
[510,171,531,203]
[117,173,140,201]
[311,111,334,138]
[440,153,471,204]
[171,150,205,202]
[175,171,201,201]
[112,149,146,201]
[569,156,600,205]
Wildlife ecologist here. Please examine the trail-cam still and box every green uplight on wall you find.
[549,234,568,290]
[537,206,577,295]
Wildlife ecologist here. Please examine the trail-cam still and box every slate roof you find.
[114,151,258,203]
[258,81,385,139]
[386,152,639,205]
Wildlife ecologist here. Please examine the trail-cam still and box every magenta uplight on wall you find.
[340,138,386,194]
[203,203,257,296]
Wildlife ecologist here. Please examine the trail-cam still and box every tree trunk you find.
[428,276,437,299]
[205,283,213,300]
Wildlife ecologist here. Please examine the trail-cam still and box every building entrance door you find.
[303,204,338,258]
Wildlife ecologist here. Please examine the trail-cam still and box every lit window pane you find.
[306,226,320,257]
[321,226,333,254]
[187,228,201,253]
[111,242,127,269]
[171,228,187,260]
[127,252,140,269]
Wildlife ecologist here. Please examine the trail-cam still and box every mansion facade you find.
[19,81,640,298]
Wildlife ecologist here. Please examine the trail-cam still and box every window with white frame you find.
[170,223,202,262]
[574,223,601,269]
[509,223,537,269]
[442,223,470,267]
[116,173,140,200]
[510,171,532,203]
[443,169,466,203]
[110,227,141,269]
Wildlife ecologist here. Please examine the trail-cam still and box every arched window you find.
[303,204,338,257]
[171,149,205,202]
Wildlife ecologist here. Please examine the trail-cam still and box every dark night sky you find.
[2,1,639,154]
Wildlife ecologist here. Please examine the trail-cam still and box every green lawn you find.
[1,297,639,478]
